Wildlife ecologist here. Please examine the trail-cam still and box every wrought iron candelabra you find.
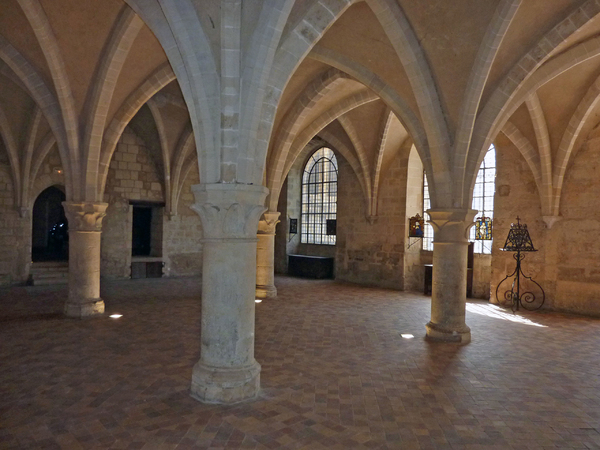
[495,217,545,311]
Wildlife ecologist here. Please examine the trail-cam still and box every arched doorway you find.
[32,186,68,262]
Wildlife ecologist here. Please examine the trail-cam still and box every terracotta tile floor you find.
[1,276,600,449]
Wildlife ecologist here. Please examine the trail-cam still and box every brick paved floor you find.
[1,276,599,449]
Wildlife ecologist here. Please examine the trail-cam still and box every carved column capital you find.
[257,212,280,235]
[62,202,108,232]
[426,208,478,243]
[191,183,268,240]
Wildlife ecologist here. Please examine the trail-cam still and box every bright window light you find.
[401,334,414,339]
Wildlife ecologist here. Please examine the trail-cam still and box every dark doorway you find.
[132,206,152,256]
[32,186,68,262]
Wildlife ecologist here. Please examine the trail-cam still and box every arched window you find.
[422,144,496,253]
[301,147,338,245]
[470,145,496,254]
[422,174,434,251]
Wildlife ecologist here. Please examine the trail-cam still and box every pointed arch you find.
[28,133,58,207]
[467,1,600,203]
[175,155,197,215]
[171,124,195,215]
[0,34,73,199]
[451,0,521,201]
[553,73,600,216]
[267,68,352,199]
[98,63,175,198]
[468,35,600,205]
[525,94,553,216]
[500,121,543,193]
[0,106,21,206]
[336,114,373,208]
[371,108,395,217]
[246,0,354,184]
[266,130,367,217]
[237,0,295,180]
[146,99,172,214]
[366,0,449,177]
[18,0,80,196]
[83,6,143,200]
[21,106,43,211]
[125,0,219,183]
[268,90,377,211]
[308,46,432,192]
[313,129,368,213]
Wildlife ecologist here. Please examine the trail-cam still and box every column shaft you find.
[190,183,267,404]
[425,208,476,344]
[256,212,280,298]
[62,202,108,318]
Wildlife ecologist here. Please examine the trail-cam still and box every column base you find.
[255,284,277,299]
[190,361,261,404]
[64,299,105,318]
[425,321,471,344]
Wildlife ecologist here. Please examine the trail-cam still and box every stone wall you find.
[101,127,203,279]
[533,129,600,316]
[472,254,492,299]
[0,144,68,285]
[162,166,203,277]
[276,142,424,291]
[101,127,164,278]
[274,178,289,274]
[491,135,547,308]
[336,152,407,290]
[30,147,66,204]
[0,162,28,285]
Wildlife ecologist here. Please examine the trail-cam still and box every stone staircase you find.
[29,261,69,286]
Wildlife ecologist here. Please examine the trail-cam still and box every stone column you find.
[425,208,477,344]
[62,202,108,318]
[190,183,267,403]
[256,212,280,299]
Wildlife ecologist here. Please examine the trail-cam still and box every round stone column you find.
[62,202,108,318]
[425,208,477,344]
[256,212,280,299]
[190,183,267,403]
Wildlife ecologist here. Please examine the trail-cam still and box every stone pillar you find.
[62,202,108,318]
[256,212,280,298]
[190,183,267,403]
[425,208,477,344]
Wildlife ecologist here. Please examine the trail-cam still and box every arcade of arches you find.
[2,0,600,403]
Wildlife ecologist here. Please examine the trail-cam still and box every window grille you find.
[422,174,434,251]
[301,147,338,245]
[470,145,496,254]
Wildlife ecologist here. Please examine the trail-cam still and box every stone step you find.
[32,271,69,279]
[31,276,68,286]
[30,261,68,269]
[29,262,69,285]
[30,267,69,275]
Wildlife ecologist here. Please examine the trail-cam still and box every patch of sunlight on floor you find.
[466,303,547,327]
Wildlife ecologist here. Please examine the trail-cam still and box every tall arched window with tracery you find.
[470,145,496,254]
[422,173,434,251]
[301,147,338,245]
